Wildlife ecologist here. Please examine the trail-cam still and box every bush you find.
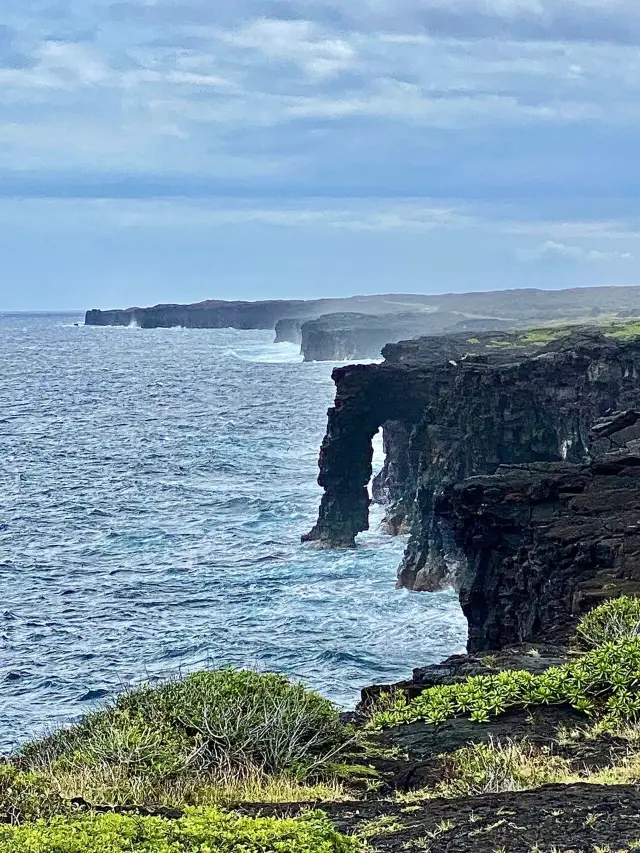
[577,596,640,648]
[0,807,361,853]
[369,638,640,730]
[19,670,349,807]
[0,764,70,824]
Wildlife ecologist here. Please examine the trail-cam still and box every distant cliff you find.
[85,294,458,330]
[86,287,640,342]
[300,311,513,361]
[86,300,313,330]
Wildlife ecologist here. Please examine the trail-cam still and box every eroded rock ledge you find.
[305,327,640,650]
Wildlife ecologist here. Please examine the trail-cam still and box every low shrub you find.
[0,807,361,852]
[0,764,70,824]
[19,669,350,808]
[577,596,640,649]
[369,638,640,730]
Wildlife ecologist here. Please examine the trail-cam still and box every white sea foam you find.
[228,342,303,364]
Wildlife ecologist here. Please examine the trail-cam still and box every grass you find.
[393,734,640,803]
[10,598,640,848]
[0,807,360,853]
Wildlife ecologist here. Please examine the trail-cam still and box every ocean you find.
[0,313,466,751]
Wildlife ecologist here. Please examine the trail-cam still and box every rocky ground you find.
[238,784,640,852]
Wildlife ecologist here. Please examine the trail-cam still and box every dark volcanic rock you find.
[435,415,640,652]
[306,328,640,551]
[306,326,640,651]
[238,785,640,853]
[274,318,304,345]
[299,311,513,362]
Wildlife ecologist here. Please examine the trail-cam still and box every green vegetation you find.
[0,764,70,824]
[10,599,640,850]
[577,596,640,649]
[14,669,351,810]
[521,328,570,344]
[0,808,359,853]
[368,601,640,730]
[431,739,571,797]
[605,321,640,340]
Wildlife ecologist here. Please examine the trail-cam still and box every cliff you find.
[85,294,456,330]
[305,327,640,598]
[86,287,640,345]
[299,311,513,361]
[274,318,304,345]
[86,300,314,330]
[435,411,640,652]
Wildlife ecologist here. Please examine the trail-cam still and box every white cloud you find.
[222,18,357,79]
[518,240,634,262]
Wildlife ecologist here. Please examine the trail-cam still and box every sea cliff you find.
[305,326,640,629]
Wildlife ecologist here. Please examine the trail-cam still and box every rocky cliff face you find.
[305,329,640,611]
[435,411,640,652]
[274,318,304,345]
[85,301,314,330]
[299,311,513,361]
[85,294,465,331]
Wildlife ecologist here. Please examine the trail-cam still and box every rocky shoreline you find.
[86,286,640,361]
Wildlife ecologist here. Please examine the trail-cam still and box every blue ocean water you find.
[0,314,466,752]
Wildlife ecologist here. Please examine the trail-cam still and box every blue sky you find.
[1,0,639,310]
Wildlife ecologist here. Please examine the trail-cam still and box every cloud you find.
[222,18,357,79]
[518,240,635,263]
[88,0,640,45]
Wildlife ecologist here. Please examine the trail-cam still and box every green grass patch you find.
[604,321,640,340]
[431,739,571,797]
[520,328,571,344]
[0,807,360,853]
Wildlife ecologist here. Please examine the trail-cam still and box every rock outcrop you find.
[305,328,640,621]
[434,411,640,652]
[274,318,304,345]
[299,311,513,361]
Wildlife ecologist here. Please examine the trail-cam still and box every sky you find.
[1,1,640,311]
